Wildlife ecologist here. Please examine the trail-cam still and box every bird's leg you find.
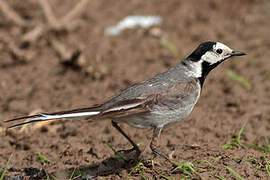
[111,121,140,155]
[150,127,171,161]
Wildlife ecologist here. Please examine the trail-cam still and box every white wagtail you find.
[5,41,246,160]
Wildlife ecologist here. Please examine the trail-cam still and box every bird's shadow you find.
[21,148,141,180]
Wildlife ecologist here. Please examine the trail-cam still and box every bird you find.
[4,41,246,160]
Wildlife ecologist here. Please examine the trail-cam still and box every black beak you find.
[229,51,247,56]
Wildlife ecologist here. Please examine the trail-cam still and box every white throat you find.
[185,60,203,78]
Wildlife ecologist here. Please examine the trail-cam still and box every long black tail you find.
[4,98,149,129]
[4,107,102,128]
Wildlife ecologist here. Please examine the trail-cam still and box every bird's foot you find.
[151,147,174,164]
[116,147,141,163]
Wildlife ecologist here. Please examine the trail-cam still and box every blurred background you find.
[0,0,269,179]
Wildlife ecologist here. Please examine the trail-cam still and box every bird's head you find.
[188,41,246,64]
[184,41,246,85]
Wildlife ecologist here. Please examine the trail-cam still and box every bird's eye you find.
[216,49,223,54]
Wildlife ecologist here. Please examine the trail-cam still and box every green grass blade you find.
[68,168,77,180]
[224,166,244,180]
[264,137,270,152]
[160,174,175,180]
[161,39,179,57]
[227,70,251,90]
[223,124,246,149]
[37,153,51,165]
[266,165,270,177]
[172,161,195,177]
[211,174,227,180]
[237,124,246,145]
[247,157,255,164]
[243,136,270,153]
[193,159,214,167]
[129,162,144,175]
[106,143,124,159]
[263,156,270,177]
[0,154,13,180]
[210,174,226,180]
[140,168,147,180]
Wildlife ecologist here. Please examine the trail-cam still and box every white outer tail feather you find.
[29,102,141,121]
[6,99,146,128]
[33,111,101,121]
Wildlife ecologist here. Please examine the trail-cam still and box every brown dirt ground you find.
[0,0,270,179]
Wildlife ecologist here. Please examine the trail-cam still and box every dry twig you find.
[50,38,74,62]
[0,0,29,27]
[22,24,46,43]
[60,0,89,26]
[38,0,62,29]
[1,0,90,65]
[0,35,34,62]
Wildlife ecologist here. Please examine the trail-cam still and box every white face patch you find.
[201,42,233,65]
